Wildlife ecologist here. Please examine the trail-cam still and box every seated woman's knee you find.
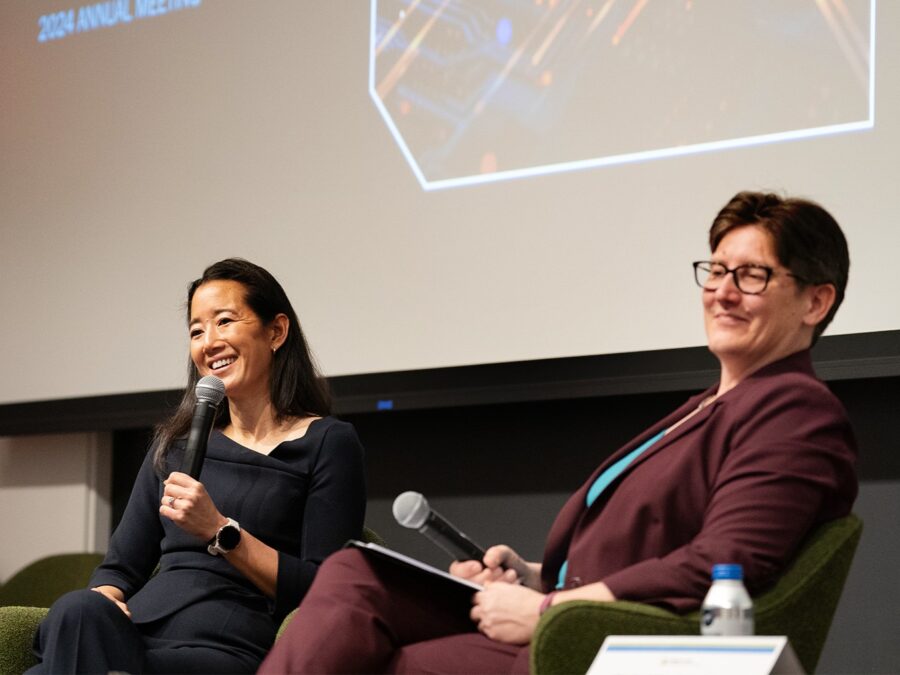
[49,589,119,621]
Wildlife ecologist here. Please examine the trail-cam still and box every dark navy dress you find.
[30,417,366,673]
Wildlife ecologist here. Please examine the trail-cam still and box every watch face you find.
[218,524,241,551]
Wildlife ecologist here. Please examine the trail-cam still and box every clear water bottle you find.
[700,563,754,636]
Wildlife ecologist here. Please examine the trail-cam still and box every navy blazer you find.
[541,350,858,612]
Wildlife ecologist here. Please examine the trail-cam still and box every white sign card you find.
[586,635,804,675]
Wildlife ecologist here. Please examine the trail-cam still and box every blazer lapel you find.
[620,392,722,476]
[542,386,716,581]
[584,386,716,488]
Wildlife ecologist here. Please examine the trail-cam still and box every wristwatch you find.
[207,517,241,556]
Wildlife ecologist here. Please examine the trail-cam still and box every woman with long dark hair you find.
[28,258,366,674]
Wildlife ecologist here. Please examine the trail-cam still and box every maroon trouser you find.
[259,548,530,674]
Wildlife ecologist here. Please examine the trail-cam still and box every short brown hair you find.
[709,191,849,342]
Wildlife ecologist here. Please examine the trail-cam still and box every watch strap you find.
[207,517,241,556]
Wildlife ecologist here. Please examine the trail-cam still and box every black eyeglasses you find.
[692,261,806,295]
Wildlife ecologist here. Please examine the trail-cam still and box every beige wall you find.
[0,432,112,583]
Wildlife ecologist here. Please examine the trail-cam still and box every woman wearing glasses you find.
[261,191,857,674]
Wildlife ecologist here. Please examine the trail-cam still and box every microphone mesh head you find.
[195,375,226,405]
[392,491,430,529]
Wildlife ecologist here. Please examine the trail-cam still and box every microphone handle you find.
[181,400,218,479]
[422,512,486,561]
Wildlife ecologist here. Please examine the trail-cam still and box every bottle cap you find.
[711,563,743,580]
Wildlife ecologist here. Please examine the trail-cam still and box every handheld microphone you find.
[180,375,226,479]
[392,491,485,562]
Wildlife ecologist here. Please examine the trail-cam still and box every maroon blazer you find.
[541,350,858,612]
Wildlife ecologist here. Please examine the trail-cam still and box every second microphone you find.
[392,491,485,562]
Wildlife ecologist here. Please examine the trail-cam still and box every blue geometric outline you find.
[369,1,876,192]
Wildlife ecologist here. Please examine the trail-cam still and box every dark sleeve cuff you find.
[273,552,319,621]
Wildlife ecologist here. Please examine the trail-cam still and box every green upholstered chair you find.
[531,514,863,675]
[360,524,386,547]
[0,529,385,674]
[0,552,104,609]
[0,552,104,675]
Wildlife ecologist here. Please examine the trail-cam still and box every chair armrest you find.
[530,600,698,674]
[276,607,297,640]
[0,606,48,675]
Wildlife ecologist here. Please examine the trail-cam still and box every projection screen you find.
[1,0,898,406]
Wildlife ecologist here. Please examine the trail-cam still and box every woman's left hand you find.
[160,471,225,541]
[470,581,544,645]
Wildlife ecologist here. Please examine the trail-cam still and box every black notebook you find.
[345,539,483,593]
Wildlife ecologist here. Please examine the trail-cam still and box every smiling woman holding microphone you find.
[27,258,366,674]
[261,191,858,674]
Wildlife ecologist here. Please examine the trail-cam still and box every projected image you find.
[370,0,874,190]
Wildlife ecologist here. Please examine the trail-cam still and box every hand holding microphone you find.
[392,491,534,585]
[162,375,228,539]
[392,491,485,562]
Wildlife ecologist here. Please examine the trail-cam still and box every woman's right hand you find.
[91,585,131,618]
[450,545,541,589]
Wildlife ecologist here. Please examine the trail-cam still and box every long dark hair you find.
[151,258,332,474]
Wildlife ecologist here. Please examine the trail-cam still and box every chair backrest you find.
[0,552,104,608]
[751,513,863,674]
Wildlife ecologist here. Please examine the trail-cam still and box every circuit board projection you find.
[370,0,873,190]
